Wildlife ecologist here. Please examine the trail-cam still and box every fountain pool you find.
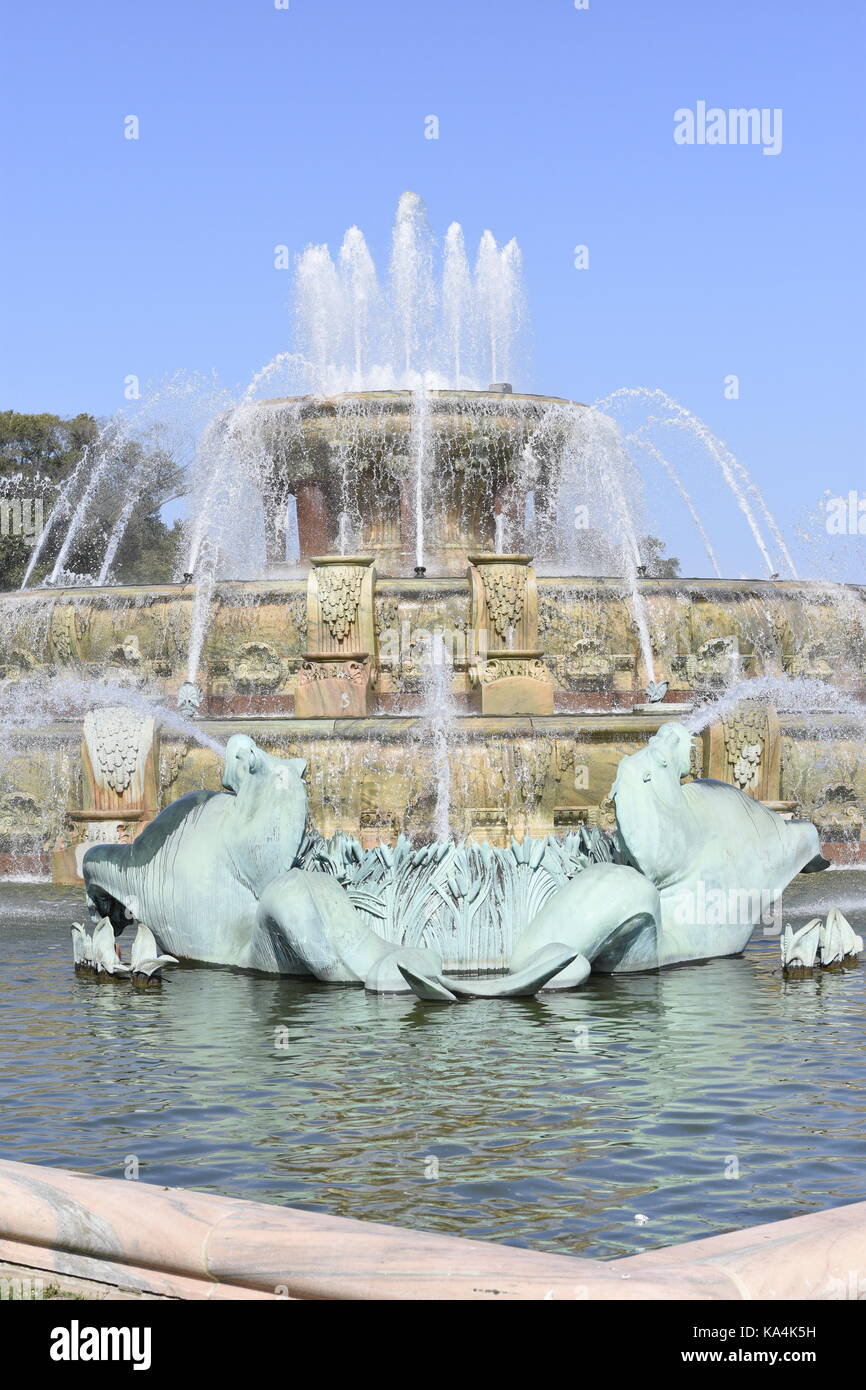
[3,192,866,1294]
[2,873,865,1260]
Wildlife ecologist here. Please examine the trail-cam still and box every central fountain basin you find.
[255,390,581,575]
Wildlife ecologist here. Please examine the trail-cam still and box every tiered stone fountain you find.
[1,384,864,884]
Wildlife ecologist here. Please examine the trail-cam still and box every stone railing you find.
[0,1157,862,1300]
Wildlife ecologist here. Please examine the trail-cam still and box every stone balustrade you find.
[0,1157,861,1301]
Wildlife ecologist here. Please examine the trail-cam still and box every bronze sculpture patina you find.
[81,726,832,999]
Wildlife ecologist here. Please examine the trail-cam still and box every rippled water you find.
[1,875,865,1260]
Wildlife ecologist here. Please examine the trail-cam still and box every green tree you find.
[641,534,681,578]
[0,411,183,589]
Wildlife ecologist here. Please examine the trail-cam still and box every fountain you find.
[0,193,864,887]
[5,195,866,1301]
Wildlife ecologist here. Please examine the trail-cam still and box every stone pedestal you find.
[295,653,373,718]
[53,706,159,882]
[298,555,377,716]
[473,651,554,716]
[703,703,781,801]
[468,553,539,650]
[468,554,553,715]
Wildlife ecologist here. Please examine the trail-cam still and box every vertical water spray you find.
[389,192,436,384]
[290,194,527,392]
[476,232,523,385]
[442,222,474,387]
[295,243,346,395]
[185,566,215,690]
[422,628,455,842]
[412,386,430,570]
[339,227,379,388]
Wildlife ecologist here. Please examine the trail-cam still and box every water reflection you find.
[1,876,865,1259]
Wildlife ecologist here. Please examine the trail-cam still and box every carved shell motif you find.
[86,707,152,795]
[481,565,526,642]
[723,709,766,793]
[318,567,364,643]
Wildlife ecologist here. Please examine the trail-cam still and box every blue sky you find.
[2,0,864,575]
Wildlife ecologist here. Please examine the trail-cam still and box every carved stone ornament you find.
[83,706,155,796]
[160,739,192,794]
[672,634,738,687]
[318,565,365,642]
[722,706,766,793]
[479,656,553,685]
[295,652,373,717]
[233,642,284,692]
[298,657,369,688]
[478,563,527,641]
[49,603,90,664]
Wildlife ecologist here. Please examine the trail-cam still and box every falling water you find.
[686,674,866,736]
[331,397,365,557]
[629,430,722,578]
[597,388,793,579]
[549,403,657,683]
[285,495,300,565]
[421,629,455,842]
[524,489,537,550]
[412,386,430,570]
